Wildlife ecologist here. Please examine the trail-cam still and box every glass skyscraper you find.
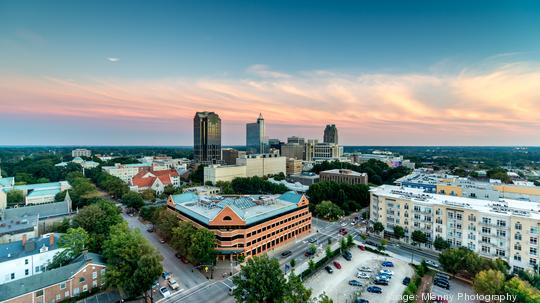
[194,111,222,164]
[246,114,268,154]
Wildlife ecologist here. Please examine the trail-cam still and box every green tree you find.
[290,258,296,268]
[232,254,288,303]
[473,269,506,297]
[308,259,316,272]
[433,236,450,251]
[103,222,163,298]
[72,199,122,252]
[171,221,196,257]
[122,191,145,210]
[411,230,428,245]
[154,208,179,241]
[315,201,344,221]
[373,222,385,234]
[346,234,354,247]
[59,227,89,256]
[284,272,312,303]
[505,276,540,303]
[325,245,333,259]
[340,237,347,251]
[379,239,388,252]
[315,293,334,303]
[438,247,469,275]
[6,190,24,206]
[141,189,156,202]
[188,228,216,265]
[393,225,405,240]
[308,243,317,255]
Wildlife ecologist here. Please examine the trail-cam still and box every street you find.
[121,212,208,290]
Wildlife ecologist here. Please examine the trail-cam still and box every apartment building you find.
[370,185,540,272]
[101,163,151,183]
[320,169,368,185]
[286,158,303,176]
[0,253,106,303]
[167,191,312,260]
[71,149,91,158]
[203,153,286,185]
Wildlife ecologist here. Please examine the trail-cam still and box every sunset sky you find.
[1,0,540,146]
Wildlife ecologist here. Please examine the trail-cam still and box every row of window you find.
[245,224,311,256]
[245,210,310,238]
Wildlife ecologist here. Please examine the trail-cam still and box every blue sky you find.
[1,0,540,145]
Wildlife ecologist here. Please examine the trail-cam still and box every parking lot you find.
[304,247,414,303]
[431,277,479,303]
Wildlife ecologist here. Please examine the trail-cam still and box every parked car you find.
[402,277,411,285]
[355,300,369,303]
[435,272,450,281]
[333,261,342,269]
[325,265,334,273]
[342,251,352,261]
[339,228,348,235]
[425,260,440,268]
[357,272,370,279]
[365,240,378,246]
[308,237,317,243]
[159,287,171,298]
[168,278,180,290]
[376,274,391,281]
[281,250,292,257]
[305,250,315,257]
[358,266,373,272]
[367,286,382,293]
[380,269,394,276]
[349,280,362,287]
[433,279,450,290]
[161,272,171,280]
[357,244,365,251]
[374,278,389,285]
[381,261,394,267]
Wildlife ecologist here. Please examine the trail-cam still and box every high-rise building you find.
[246,114,268,154]
[222,148,246,165]
[281,143,304,160]
[287,136,305,145]
[323,124,338,144]
[194,112,222,164]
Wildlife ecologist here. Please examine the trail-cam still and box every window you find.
[25,269,29,276]
[531,247,538,256]
[83,284,88,292]
[514,254,521,261]
[515,243,522,251]
[515,233,522,241]
[79,277,85,283]
[25,259,29,265]
[56,294,61,301]
[36,290,44,297]
[10,273,14,280]
[530,258,537,266]
[481,227,491,234]
[531,237,538,245]
[482,217,491,225]
[468,214,476,222]
[532,226,539,235]
[73,288,80,296]
[497,230,506,237]
[60,282,66,289]
[35,266,40,272]
[515,222,522,230]
[92,272,97,279]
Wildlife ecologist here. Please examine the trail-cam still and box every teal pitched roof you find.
[0,253,105,301]
[278,191,304,204]
[26,189,61,198]
[170,192,304,226]
[0,177,14,188]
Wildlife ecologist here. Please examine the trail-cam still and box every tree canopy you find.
[307,181,369,214]
[103,222,163,298]
[315,200,344,221]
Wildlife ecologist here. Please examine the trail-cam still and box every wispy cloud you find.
[106,57,120,62]
[1,60,540,145]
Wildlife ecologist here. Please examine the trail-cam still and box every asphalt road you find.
[121,212,208,290]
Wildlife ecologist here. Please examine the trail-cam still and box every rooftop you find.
[170,191,305,225]
[0,200,71,235]
[0,253,105,301]
[371,185,540,220]
[0,233,61,262]
[320,169,367,176]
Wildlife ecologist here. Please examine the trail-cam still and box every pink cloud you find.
[1,62,540,145]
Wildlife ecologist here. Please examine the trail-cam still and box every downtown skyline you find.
[1,1,540,146]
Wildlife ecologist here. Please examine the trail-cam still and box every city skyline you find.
[2,1,540,145]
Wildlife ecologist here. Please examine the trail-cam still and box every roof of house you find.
[0,200,71,235]
[0,177,15,188]
[0,253,105,301]
[0,234,62,262]
[131,169,179,188]
[170,191,306,225]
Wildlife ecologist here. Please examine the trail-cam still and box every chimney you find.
[22,234,27,247]
[49,234,55,247]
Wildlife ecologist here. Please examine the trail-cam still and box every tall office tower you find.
[323,124,338,144]
[287,136,305,145]
[246,113,268,154]
[194,112,222,164]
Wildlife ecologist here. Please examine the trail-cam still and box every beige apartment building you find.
[371,185,540,272]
